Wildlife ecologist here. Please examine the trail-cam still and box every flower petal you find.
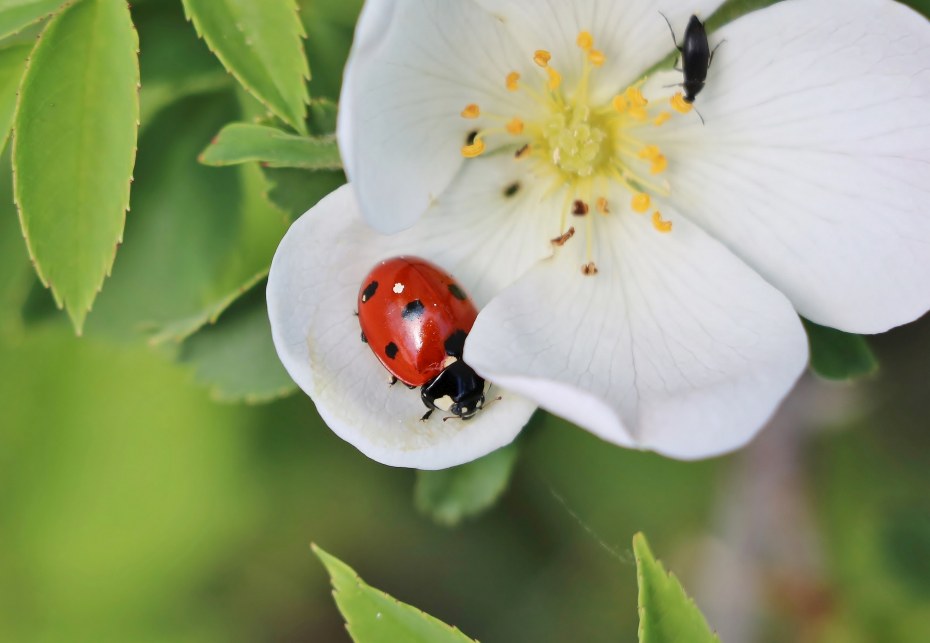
[465,208,808,460]
[649,0,930,333]
[337,0,535,234]
[470,0,725,103]
[267,181,549,469]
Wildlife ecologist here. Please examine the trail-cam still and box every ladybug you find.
[357,256,486,421]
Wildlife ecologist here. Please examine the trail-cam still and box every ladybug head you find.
[421,359,486,420]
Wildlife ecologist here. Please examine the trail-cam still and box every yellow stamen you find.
[461,138,485,158]
[629,106,648,121]
[631,193,651,213]
[637,145,662,160]
[650,155,668,174]
[596,197,609,214]
[506,71,520,91]
[652,211,673,233]
[546,66,562,91]
[653,111,671,126]
[624,86,648,108]
[506,117,525,135]
[461,103,480,119]
[588,50,605,67]
[612,95,628,113]
[534,50,551,67]
[577,31,594,52]
[671,92,693,114]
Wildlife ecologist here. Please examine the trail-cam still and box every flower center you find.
[460,31,695,275]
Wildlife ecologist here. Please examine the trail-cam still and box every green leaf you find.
[0,44,30,153]
[181,0,309,132]
[705,0,784,32]
[0,0,69,40]
[261,166,345,220]
[803,319,878,381]
[13,0,139,334]
[200,123,341,170]
[415,443,519,527]
[178,277,295,403]
[313,545,478,643]
[634,533,719,643]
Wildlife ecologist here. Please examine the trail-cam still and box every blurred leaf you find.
[0,149,31,337]
[705,0,784,32]
[313,545,478,643]
[634,533,718,643]
[181,0,309,132]
[178,277,296,403]
[0,0,68,40]
[134,0,231,127]
[803,319,878,381]
[415,443,519,527]
[13,0,139,333]
[261,166,344,220]
[85,91,287,341]
[0,43,31,153]
[298,0,362,100]
[308,98,338,135]
[200,123,341,170]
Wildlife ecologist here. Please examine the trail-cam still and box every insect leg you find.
[420,409,433,422]
[709,40,727,67]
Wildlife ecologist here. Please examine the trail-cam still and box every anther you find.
[534,50,551,67]
[506,71,520,91]
[596,197,609,214]
[652,211,673,233]
[650,155,668,174]
[582,262,599,276]
[461,138,486,158]
[631,193,651,213]
[653,111,671,126]
[612,95,629,112]
[461,103,480,119]
[577,31,594,51]
[515,143,531,159]
[637,145,661,160]
[506,117,524,135]
[671,92,693,114]
[572,199,589,216]
[546,66,562,91]
[588,50,605,67]
[551,227,576,246]
[625,86,648,108]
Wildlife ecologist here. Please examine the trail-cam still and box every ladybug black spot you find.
[385,342,399,359]
[361,281,378,302]
[503,181,520,198]
[402,299,425,319]
[448,283,467,301]
[444,329,467,357]
[466,130,478,145]
[360,331,367,344]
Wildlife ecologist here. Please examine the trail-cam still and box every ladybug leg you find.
[420,409,433,422]
[389,375,397,386]
[405,383,417,390]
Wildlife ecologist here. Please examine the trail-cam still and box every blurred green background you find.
[2,0,930,641]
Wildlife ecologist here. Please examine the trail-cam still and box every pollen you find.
[546,66,562,91]
[577,31,594,51]
[671,92,692,113]
[461,103,480,119]
[652,211,673,233]
[612,95,629,112]
[650,155,668,175]
[582,262,599,276]
[596,197,609,214]
[588,50,605,67]
[625,86,648,108]
[631,193,651,213]
[534,50,551,67]
[461,138,485,158]
[637,145,662,161]
[653,111,671,126]
[506,117,525,135]
[506,71,520,91]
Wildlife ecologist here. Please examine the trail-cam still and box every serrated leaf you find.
[0,43,31,154]
[181,0,309,132]
[803,319,878,381]
[0,0,69,40]
[415,443,519,527]
[634,533,718,643]
[178,277,295,403]
[200,123,340,170]
[313,545,478,643]
[13,0,139,334]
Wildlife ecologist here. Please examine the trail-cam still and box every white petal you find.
[471,0,725,103]
[649,0,930,333]
[465,209,808,460]
[338,0,535,234]
[267,182,548,469]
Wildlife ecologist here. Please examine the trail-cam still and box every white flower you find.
[268,0,930,468]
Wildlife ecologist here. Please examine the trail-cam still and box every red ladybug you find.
[357,256,486,420]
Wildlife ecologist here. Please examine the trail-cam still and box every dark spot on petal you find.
[385,342,399,359]
[360,331,367,344]
[448,283,467,301]
[466,130,478,145]
[515,144,529,159]
[444,330,467,357]
[402,299,425,319]
[572,200,589,216]
[361,281,378,302]
[503,181,520,198]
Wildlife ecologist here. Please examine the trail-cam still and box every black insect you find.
[661,13,722,104]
